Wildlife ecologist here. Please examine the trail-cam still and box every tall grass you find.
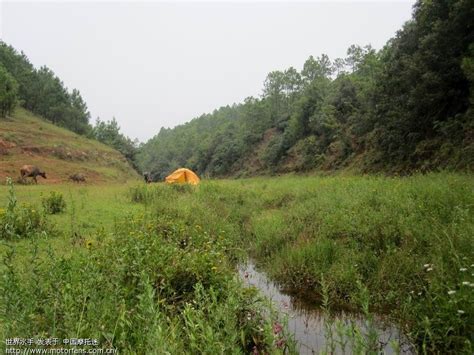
[0,183,294,354]
[1,173,472,353]
[128,173,473,353]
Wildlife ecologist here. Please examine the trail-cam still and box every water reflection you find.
[238,261,414,355]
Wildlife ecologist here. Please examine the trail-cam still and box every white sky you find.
[0,1,415,142]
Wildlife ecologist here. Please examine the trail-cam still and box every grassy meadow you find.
[1,173,473,354]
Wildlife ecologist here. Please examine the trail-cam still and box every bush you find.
[0,178,51,239]
[42,191,66,214]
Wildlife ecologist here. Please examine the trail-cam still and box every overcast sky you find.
[1,1,415,142]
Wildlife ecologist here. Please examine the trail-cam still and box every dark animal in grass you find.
[69,173,86,183]
[143,172,152,183]
[20,165,47,183]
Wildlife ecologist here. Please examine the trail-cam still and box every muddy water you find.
[238,261,414,355]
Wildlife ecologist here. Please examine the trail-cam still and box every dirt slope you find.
[0,108,139,184]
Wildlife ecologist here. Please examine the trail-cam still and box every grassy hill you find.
[0,108,139,183]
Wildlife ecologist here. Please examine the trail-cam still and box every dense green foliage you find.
[91,118,139,170]
[138,0,474,179]
[0,64,18,118]
[0,41,91,134]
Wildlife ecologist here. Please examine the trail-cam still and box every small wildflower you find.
[423,264,431,268]
[457,310,465,315]
[460,268,467,272]
[273,322,283,335]
[462,282,470,286]
[426,267,433,272]
[448,290,456,295]
[418,292,422,296]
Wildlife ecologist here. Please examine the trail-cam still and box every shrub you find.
[0,178,51,239]
[42,191,66,214]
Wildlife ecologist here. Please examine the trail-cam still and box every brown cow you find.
[69,173,86,183]
[20,165,47,183]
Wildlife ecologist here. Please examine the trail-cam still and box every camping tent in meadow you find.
[165,168,200,185]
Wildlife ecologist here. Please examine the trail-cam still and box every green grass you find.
[1,173,473,353]
[0,181,295,354]
[127,173,474,353]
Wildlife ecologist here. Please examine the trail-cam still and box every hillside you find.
[0,108,139,183]
[138,0,473,179]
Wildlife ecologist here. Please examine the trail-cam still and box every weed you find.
[42,191,66,214]
[0,178,51,239]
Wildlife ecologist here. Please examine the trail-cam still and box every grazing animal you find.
[69,173,86,183]
[143,172,152,183]
[20,165,47,183]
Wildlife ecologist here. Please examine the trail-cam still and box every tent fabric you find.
[165,168,200,185]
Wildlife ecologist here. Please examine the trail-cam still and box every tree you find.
[92,117,138,170]
[332,58,347,77]
[0,65,18,117]
[301,54,333,83]
[373,0,473,168]
[0,41,92,134]
[69,89,91,135]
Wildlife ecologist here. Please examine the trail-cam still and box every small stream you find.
[238,261,414,355]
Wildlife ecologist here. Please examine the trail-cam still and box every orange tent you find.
[165,168,200,185]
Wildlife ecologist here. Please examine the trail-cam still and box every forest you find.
[137,0,473,179]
